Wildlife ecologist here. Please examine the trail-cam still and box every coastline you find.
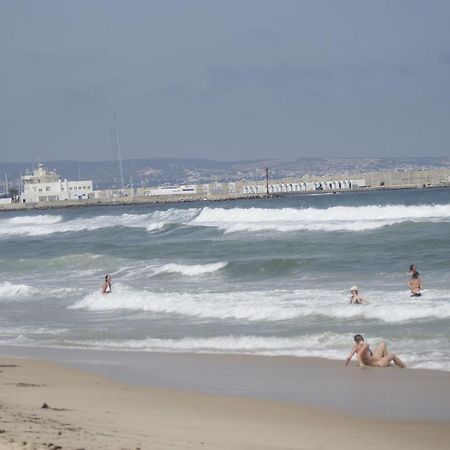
[1,184,447,213]
[1,355,450,450]
[2,346,450,421]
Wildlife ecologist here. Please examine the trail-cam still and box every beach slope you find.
[1,357,450,449]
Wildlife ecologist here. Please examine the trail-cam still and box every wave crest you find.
[153,262,227,277]
[2,203,450,237]
[191,204,450,233]
[69,285,450,323]
[0,281,34,300]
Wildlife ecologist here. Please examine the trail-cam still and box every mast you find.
[113,114,125,191]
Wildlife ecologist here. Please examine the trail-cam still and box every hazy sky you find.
[1,0,450,162]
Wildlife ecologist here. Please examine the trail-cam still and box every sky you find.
[1,0,450,162]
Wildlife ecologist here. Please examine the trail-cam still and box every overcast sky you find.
[1,0,450,162]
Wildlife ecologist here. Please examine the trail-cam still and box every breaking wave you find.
[63,333,350,358]
[69,285,450,323]
[190,204,450,233]
[56,333,450,370]
[0,209,199,237]
[152,262,227,277]
[0,281,34,300]
[2,203,450,237]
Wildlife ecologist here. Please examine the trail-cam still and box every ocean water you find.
[0,188,449,371]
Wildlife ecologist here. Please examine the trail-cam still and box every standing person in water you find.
[408,264,423,296]
[349,286,369,304]
[408,272,423,297]
[102,274,112,295]
[409,264,419,277]
[409,264,422,281]
[345,334,406,368]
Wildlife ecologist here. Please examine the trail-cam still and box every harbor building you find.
[143,184,197,196]
[242,178,366,195]
[21,164,93,203]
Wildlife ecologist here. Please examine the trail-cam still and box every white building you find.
[144,184,197,196]
[21,165,94,203]
[243,178,367,195]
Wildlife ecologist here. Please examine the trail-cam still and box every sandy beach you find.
[1,354,449,450]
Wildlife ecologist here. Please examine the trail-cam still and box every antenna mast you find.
[113,114,125,191]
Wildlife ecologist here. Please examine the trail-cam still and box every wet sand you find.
[1,351,450,449]
[2,346,450,421]
[1,356,450,450]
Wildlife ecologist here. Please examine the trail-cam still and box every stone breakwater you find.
[1,168,449,212]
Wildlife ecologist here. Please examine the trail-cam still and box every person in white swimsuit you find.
[102,274,112,295]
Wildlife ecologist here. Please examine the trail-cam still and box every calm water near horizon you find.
[1,188,450,371]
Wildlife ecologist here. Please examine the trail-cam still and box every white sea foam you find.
[63,332,349,357]
[69,285,450,323]
[8,215,63,225]
[0,209,199,237]
[153,262,227,277]
[58,333,450,370]
[0,281,34,299]
[0,281,84,302]
[70,285,305,320]
[0,215,63,236]
[145,222,165,232]
[190,204,450,233]
[2,203,450,237]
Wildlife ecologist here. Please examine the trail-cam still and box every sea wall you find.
[1,168,449,212]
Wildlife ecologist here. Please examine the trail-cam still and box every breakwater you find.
[1,168,449,212]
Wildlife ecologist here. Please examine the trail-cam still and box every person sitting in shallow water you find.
[349,286,369,304]
[408,272,423,297]
[102,274,112,295]
[345,334,406,368]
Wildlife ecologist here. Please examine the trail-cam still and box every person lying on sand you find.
[102,274,112,295]
[349,286,369,304]
[408,272,423,297]
[344,334,406,368]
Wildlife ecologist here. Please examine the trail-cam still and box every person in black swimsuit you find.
[408,272,423,297]
[344,334,406,368]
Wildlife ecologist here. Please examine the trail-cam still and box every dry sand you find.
[1,357,450,450]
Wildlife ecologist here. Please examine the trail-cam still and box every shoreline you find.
[2,345,450,422]
[1,355,450,450]
[1,184,448,213]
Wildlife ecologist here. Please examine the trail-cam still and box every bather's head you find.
[354,334,364,344]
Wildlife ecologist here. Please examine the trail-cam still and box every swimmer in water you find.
[349,286,369,304]
[102,274,112,295]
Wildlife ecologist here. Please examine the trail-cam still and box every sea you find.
[1,188,449,371]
